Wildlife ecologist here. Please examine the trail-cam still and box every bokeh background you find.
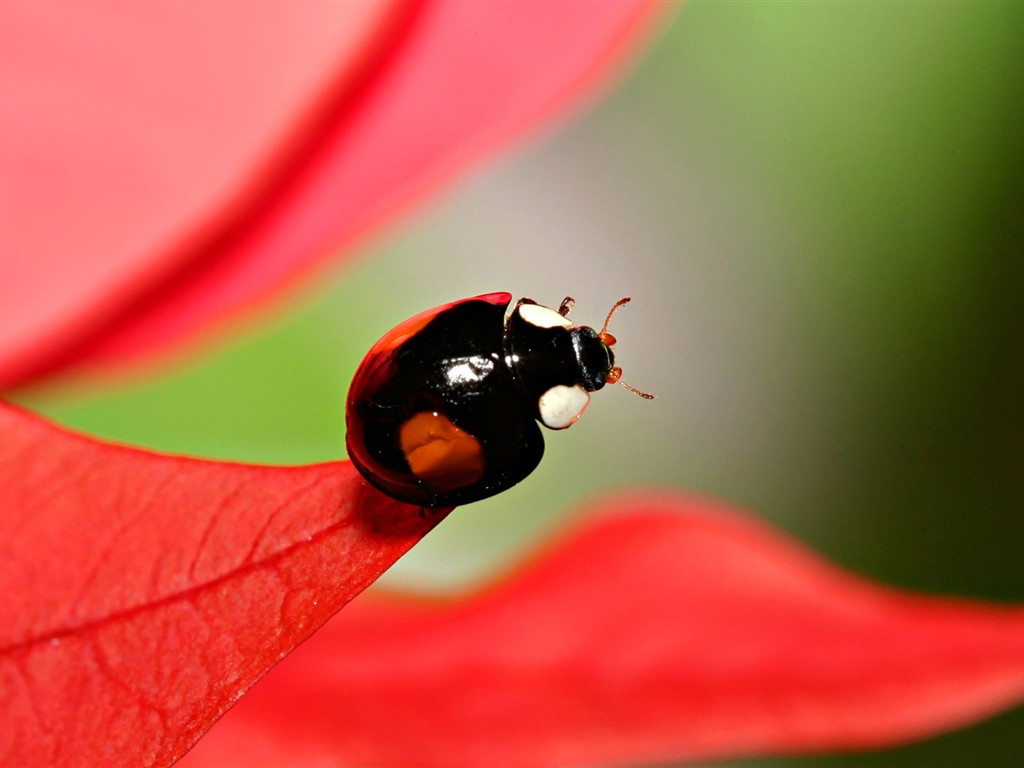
[13,3,1024,766]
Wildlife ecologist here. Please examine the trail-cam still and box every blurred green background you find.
[13,2,1024,766]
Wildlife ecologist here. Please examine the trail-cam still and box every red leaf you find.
[0,1,664,389]
[0,402,442,767]
[181,494,1024,768]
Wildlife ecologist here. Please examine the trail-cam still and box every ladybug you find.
[345,292,652,508]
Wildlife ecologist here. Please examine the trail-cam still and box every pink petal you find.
[181,494,1024,767]
[0,1,663,389]
[0,401,443,766]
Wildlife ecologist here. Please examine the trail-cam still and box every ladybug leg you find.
[558,296,575,317]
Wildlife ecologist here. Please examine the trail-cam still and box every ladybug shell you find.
[345,292,543,507]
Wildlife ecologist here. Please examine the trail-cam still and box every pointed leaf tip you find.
[0,401,442,767]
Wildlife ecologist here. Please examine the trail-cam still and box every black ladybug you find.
[345,292,651,507]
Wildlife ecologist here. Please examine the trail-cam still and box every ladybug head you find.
[573,297,654,399]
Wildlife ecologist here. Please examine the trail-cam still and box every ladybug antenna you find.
[599,298,655,399]
[607,366,656,400]
[598,296,632,346]
[598,296,655,399]
[621,380,656,400]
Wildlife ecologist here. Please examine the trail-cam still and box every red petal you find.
[0,2,406,389]
[0,1,663,389]
[181,495,1024,768]
[0,402,441,767]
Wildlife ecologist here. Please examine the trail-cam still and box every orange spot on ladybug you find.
[399,411,485,490]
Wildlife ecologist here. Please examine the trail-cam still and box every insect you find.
[345,292,652,507]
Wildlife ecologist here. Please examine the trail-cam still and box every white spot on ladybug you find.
[538,384,590,430]
[519,303,573,329]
